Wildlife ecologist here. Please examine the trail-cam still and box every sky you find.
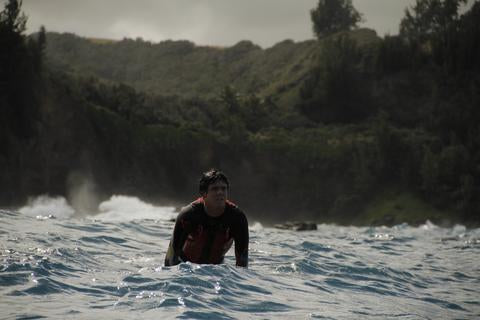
[14,0,417,48]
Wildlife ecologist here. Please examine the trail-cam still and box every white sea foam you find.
[17,194,177,221]
[95,195,177,221]
[250,221,264,231]
[420,220,439,230]
[18,195,76,219]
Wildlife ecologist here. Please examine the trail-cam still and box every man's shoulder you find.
[177,199,203,220]
[226,201,247,223]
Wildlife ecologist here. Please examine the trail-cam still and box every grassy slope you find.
[44,33,306,98]
[44,29,377,109]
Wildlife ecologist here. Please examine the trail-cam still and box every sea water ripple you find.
[1,197,479,319]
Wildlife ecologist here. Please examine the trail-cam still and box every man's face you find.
[203,180,228,208]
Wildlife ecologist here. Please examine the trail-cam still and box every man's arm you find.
[234,212,249,267]
[164,211,188,266]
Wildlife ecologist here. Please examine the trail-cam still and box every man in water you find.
[164,169,249,267]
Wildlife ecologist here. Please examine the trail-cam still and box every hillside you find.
[44,29,379,109]
[3,0,480,226]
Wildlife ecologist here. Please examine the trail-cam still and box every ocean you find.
[1,195,479,319]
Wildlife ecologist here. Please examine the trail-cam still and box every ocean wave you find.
[1,208,479,319]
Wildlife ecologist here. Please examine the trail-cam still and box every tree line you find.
[1,0,479,225]
[297,0,480,224]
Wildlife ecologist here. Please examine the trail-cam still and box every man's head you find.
[199,169,229,216]
[199,169,229,196]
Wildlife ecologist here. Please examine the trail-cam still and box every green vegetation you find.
[43,33,318,105]
[1,0,479,226]
[352,189,455,227]
[310,0,362,38]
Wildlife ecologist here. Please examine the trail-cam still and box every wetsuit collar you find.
[195,197,227,218]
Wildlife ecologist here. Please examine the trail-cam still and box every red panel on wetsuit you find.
[209,230,233,263]
[181,216,234,264]
[182,224,206,262]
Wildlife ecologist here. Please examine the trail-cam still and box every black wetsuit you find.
[164,198,249,267]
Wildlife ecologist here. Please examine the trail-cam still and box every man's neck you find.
[203,202,225,217]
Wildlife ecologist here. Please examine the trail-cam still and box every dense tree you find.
[220,85,240,114]
[0,0,49,205]
[456,1,480,72]
[310,0,362,38]
[400,0,466,43]
[375,35,412,74]
[299,35,374,123]
[0,0,26,34]
[0,0,27,89]
[399,0,471,72]
[28,25,46,73]
[0,0,43,140]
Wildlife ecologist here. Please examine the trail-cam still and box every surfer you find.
[164,169,249,267]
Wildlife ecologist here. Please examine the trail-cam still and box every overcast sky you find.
[15,0,416,48]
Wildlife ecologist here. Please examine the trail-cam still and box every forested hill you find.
[2,0,480,226]
[43,29,378,107]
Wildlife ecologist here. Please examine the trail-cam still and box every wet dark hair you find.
[199,169,229,195]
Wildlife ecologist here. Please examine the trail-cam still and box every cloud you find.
[18,0,416,48]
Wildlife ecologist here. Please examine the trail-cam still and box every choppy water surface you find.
[1,196,479,319]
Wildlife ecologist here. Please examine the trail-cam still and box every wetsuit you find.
[164,198,249,267]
